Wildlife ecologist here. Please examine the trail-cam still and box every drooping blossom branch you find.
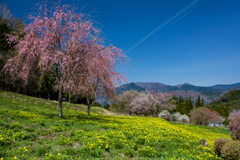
[4,3,127,117]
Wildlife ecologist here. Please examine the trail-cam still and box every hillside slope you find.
[0,91,230,159]
[209,89,240,118]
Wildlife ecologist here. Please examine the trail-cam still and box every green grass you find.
[0,91,230,160]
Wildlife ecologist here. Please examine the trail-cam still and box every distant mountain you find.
[116,83,146,94]
[210,83,240,90]
[116,82,240,103]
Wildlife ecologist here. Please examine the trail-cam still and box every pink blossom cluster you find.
[228,109,240,121]
[130,93,159,116]
[229,116,240,140]
[4,3,126,99]
[190,107,223,125]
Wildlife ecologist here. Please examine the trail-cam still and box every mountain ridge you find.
[116,82,240,103]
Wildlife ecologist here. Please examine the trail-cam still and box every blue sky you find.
[4,0,240,86]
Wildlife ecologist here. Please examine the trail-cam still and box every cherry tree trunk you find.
[87,98,91,116]
[58,87,63,118]
[87,105,90,116]
[68,90,71,103]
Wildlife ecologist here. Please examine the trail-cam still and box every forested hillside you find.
[209,89,240,118]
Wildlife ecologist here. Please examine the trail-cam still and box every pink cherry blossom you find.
[4,3,127,117]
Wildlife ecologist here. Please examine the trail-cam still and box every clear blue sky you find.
[4,0,240,86]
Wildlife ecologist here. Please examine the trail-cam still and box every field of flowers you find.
[0,91,230,160]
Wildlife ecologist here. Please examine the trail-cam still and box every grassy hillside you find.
[0,91,230,160]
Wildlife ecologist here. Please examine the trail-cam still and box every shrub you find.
[131,93,158,116]
[178,114,190,123]
[91,102,102,107]
[221,140,240,160]
[172,112,181,122]
[229,116,240,140]
[158,110,172,121]
[190,107,223,125]
[222,119,229,126]
[103,104,110,110]
[111,90,140,114]
[214,138,230,156]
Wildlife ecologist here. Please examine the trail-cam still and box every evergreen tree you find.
[195,96,202,107]
[201,98,204,106]
[187,96,193,112]
[175,96,193,115]
[172,95,176,101]
[179,96,184,103]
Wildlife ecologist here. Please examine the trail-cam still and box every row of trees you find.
[1,3,126,117]
[111,90,174,116]
[171,95,205,115]
[112,90,210,117]
[171,96,193,115]
[111,90,226,125]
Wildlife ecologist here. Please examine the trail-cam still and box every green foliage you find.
[221,140,240,160]
[103,104,110,110]
[209,90,240,118]
[173,96,193,115]
[222,119,229,126]
[0,16,13,51]
[13,131,27,140]
[68,95,78,104]
[91,102,102,107]
[217,90,240,103]
[37,75,55,99]
[210,105,230,119]
[195,96,204,107]
[10,121,22,129]
[138,145,159,157]
[58,135,72,145]
[51,126,64,132]
[0,132,12,145]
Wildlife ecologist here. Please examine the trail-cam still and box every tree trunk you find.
[48,92,50,100]
[58,87,63,118]
[68,91,71,103]
[87,105,91,116]
[87,98,91,116]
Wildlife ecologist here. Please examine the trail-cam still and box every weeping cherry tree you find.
[4,3,126,117]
